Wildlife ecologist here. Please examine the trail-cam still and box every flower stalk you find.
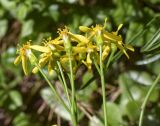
[57,61,71,107]
[99,45,108,126]
[139,73,160,126]
[36,64,70,112]
[69,52,78,126]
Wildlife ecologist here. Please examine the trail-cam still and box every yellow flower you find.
[30,37,63,53]
[14,42,35,75]
[58,26,91,51]
[81,44,97,70]
[15,21,135,75]
[68,32,90,46]
[80,22,134,59]
[58,27,72,53]
[32,49,60,74]
[79,24,122,43]
[82,52,92,70]
[110,24,134,58]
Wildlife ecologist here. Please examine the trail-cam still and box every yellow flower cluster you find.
[14,22,134,75]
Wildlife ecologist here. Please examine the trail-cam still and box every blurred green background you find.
[0,0,160,126]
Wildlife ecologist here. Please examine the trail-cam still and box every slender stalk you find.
[36,64,70,112]
[57,62,77,125]
[99,45,108,126]
[69,53,77,126]
[139,73,160,126]
[57,61,71,107]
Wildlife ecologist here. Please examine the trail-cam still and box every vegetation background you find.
[0,0,160,126]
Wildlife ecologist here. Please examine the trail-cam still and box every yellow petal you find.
[122,49,129,59]
[30,45,50,53]
[60,57,69,71]
[54,45,64,51]
[27,50,37,65]
[32,67,39,74]
[102,46,110,61]
[82,60,91,70]
[117,24,123,32]
[79,26,91,32]
[87,53,92,64]
[83,53,92,70]
[73,47,87,53]
[14,55,21,65]
[48,44,56,51]
[116,43,130,59]
[50,39,63,45]
[48,60,53,74]
[22,55,29,75]
[125,44,134,52]
[104,31,122,41]
[39,56,49,67]
[68,32,89,44]
[40,53,47,58]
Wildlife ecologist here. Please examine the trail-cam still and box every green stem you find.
[57,61,71,107]
[99,45,108,126]
[139,73,160,126]
[69,53,78,126]
[36,64,70,112]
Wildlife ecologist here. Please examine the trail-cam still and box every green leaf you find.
[0,90,8,106]
[119,73,138,102]
[49,5,59,22]
[21,20,34,38]
[147,60,160,75]
[78,71,97,102]
[13,112,29,126]
[80,71,96,90]
[0,7,5,17]
[9,90,23,107]
[80,15,93,26]
[119,72,159,102]
[40,87,71,121]
[106,102,123,126]
[17,4,28,21]
[125,22,144,46]
[141,27,160,52]
[0,19,8,38]
[136,54,160,65]
[9,102,18,110]
[0,0,16,10]
[125,101,140,121]
[128,71,154,86]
